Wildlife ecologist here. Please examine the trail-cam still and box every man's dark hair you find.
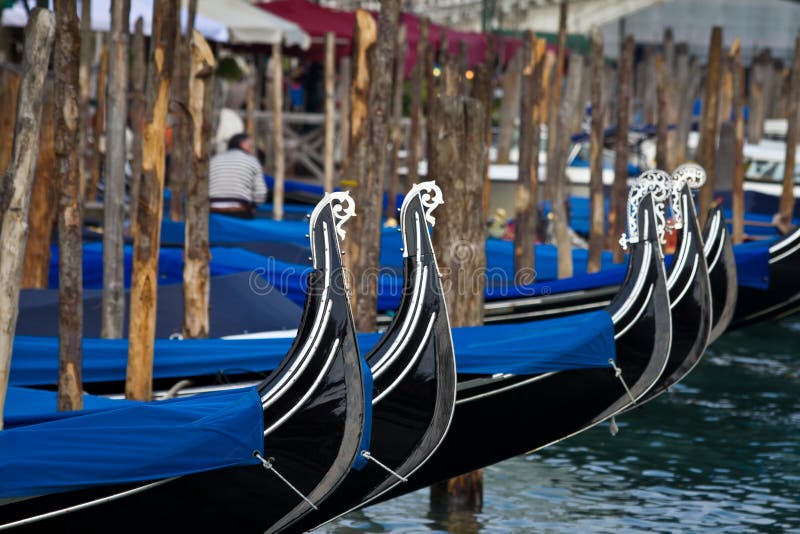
[227,133,250,151]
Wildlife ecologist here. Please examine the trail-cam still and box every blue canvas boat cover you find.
[0,387,264,498]
[10,310,615,386]
[732,238,773,290]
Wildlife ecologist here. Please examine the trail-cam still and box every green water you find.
[324,317,800,532]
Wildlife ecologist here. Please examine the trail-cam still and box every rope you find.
[254,452,318,510]
[360,451,408,482]
[608,359,637,405]
[609,416,619,436]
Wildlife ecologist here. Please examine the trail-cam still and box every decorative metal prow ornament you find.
[620,169,672,250]
[328,191,357,242]
[669,162,707,229]
[408,181,444,228]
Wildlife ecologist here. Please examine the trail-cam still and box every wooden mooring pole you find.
[587,26,605,273]
[496,48,521,164]
[21,84,56,289]
[779,34,800,223]
[386,24,408,221]
[86,38,107,201]
[126,0,177,401]
[546,1,567,204]
[183,31,215,339]
[168,0,197,223]
[77,0,92,196]
[271,43,285,221]
[609,35,634,263]
[731,39,746,244]
[100,0,130,339]
[406,18,428,185]
[323,31,336,193]
[513,31,541,282]
[345,1,399,332]
[697,27,723,229]
[0,8,55,429]
[54,0,83,411]
[129,17,145,237]
[430,95,487,511]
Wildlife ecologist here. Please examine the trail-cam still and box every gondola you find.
[0,192,369,533]
[729,224,800,329]
[628,164,711,406]
[379,188,675,502]
[479,166,731,341]
[284,182,457,533]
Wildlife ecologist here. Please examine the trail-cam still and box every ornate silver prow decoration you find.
[327,191,356,241]
[406,180,444,227]
[669,162,707,229]
[620,169,671,250]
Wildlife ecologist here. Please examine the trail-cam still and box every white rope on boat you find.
[608,358,637,405]
[254,452,318,510]
[360,451,408,482]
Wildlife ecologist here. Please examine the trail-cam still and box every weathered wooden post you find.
[323,32,336,193]
[780,34,800,223]
[77,0,92,195]
[22,85,56,289]
[718,56,733,132]
[168,0,197,222]
[345,1,399,332]
[673,44,699,165]
[731,39,746,244]
[245,61,256,138]
[86,39,107,201]
[473,37,496,218]
[546,1,567,204]
[129,18,146,236]
[747,52,768,144]
[552,54,583,279]
[697,27,722,229]
[54,0,83,411]
[407,18,428,185]
[337,56,351,169]
[100,0,130,339]
[429,95,487,511]
[0,67,21,173]
[655,55,669,170]
[271,43,285,221]
[587,27,605,273]
[496,48,522,164]
[126,0,177,401]
[184,31,216,339]
[609,35,634,263]
[513,31,540,281]
[386,24,408,221]
[0,9,55,429]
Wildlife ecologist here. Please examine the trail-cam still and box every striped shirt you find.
[209,149,267,206]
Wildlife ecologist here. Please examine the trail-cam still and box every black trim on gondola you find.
[288,183,457,533]
[0,195,367,533]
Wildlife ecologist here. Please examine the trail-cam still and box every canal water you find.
[324,316,800,532]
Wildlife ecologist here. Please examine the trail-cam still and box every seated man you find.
[209,133,267,218]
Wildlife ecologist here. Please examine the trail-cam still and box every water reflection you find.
[322,317,800,532]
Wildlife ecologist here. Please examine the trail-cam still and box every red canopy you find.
[257,0,522,76]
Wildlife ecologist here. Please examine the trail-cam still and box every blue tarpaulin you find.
[0,387,264,498]
[731,238,773,290]
[9,311,615,386]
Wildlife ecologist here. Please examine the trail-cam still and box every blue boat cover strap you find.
[10,311,615,386]
[0,387,264,499]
